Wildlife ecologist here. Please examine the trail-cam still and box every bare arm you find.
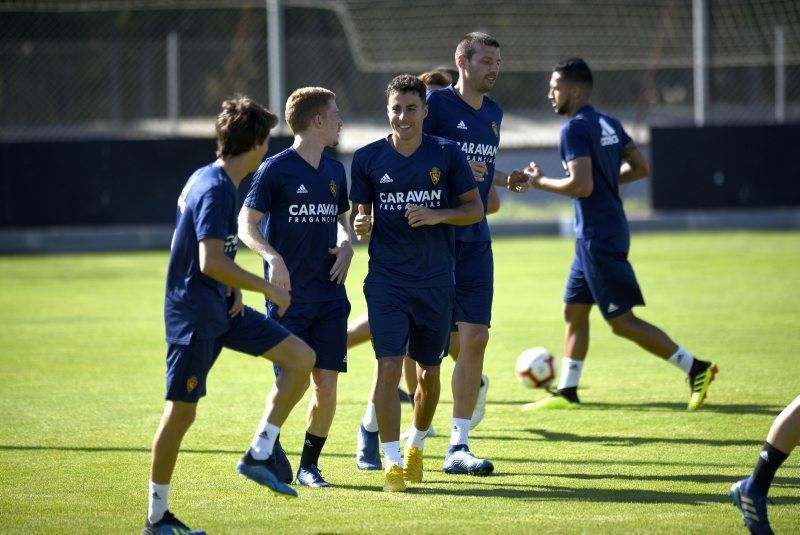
[486,184,500,215]
[198,238,290,315]
[618,142,650,184]
[237,205,291,290]
[525,156,594,198]
[329,212,354,284]
[405,188,483,227]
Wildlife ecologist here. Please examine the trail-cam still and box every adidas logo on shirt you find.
[380,173,393,183]
[599,117,619,146]
[457,120,468,130]
[296,184,309,194]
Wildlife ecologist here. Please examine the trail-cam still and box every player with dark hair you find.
[423,31,527,475]
[145,97,315,535]
[730,395,800,534]
[350,74,482,492]
[239,87,352,488]
[522,58,717,411]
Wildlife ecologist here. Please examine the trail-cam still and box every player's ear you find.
[423,104,428,120]
[455,53,466,70]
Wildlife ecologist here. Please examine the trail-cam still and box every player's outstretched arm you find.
[198,238,290,316]
[525,157,593,198]
[619,142,650,184]
[329,213,354,284]
[237,205,291,290]
[405,188,483,227]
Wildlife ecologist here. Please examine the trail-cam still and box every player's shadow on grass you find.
[530,472,800,486]
[520,429,763,448]
[495,400,784,416]
[406,483,800,505]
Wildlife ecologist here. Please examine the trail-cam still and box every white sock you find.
[449,418,471,447]
[250,420,280,460]
[407,425,429,450]
[382,440,402,468]
[558,358,584,390]
[667,346,694,374]
[362,401,379,432]
[147,481,169,524]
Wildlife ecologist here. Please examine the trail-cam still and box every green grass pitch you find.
[1,231,798,533]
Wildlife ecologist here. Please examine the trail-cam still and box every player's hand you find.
[266,255,291,291]
[507,169,530,193]
[405,204,443,227]
[226,287,244,318]
[524,162,545,189]
[268,284,291,318]
[329,241,353,284]
[353,205,372,241]
[468,160,488,182]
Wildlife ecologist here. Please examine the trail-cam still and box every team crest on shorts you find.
[329,180,337,198]
[186,376,198,393]
[430,167,441,185]
[491,121,499,138]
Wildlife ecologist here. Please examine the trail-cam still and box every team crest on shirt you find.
[430,167,441,185]
[491,121,499,138]
[329,180,337,198]
[186,376,198,393]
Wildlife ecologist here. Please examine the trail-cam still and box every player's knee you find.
[165,402,197,433]
[608,314,636,337]
[564,304,589,326]
[417,365,440,388]
[283,337,316,375]
[461,329,489,353]
[376,358,403,385]
[313,372,338,402]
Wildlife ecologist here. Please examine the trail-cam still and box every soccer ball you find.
[515,347,558,388]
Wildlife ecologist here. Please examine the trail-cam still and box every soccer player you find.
[730,395,800,534]
[522,58,718,411]
[238,87,352,488]
[424,32,526,475]
[350,74,482,492]
[145,97,315,535]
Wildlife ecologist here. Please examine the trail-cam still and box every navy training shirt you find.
[244,148,350,303]
[559,104,633,250]
[164,163,239,345]
[424,85,502,243]
[350,134,476,287]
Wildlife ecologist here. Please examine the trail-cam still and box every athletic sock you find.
[407,425,429,450]
[362,401,379,433]
[250,421,280,460]
[557,358,584,390]
[751,441,789,494]
[299,432,327,468]
[667,346,695,374]
[449,417,471,447]
[147,481,169,524]
[382,440,402,467]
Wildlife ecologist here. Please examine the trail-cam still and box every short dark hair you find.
[215,97,278,158]
[385,74,426,103]
[456,32,500,61]
[554,57,593,89]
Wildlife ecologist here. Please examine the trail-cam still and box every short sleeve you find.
[349,151,374,204]
[194,184,231,242]
[560,122,592,163]
[243,160,275,214]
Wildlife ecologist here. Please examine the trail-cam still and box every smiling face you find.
[460,42,501,94]
[387,90,427,144]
